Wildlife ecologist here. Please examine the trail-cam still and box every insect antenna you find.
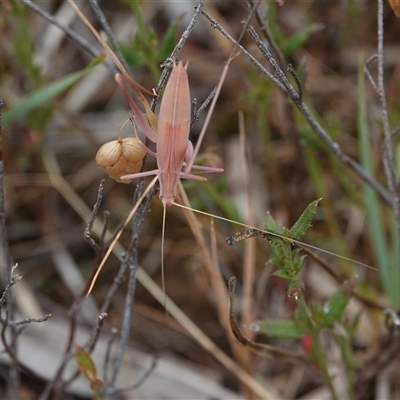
[161,205,167,308]
[172,202,378,274]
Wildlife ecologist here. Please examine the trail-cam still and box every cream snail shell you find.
[95,137,146,183]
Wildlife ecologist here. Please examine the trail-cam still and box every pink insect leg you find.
[115,73,160,182]
[180,140,224,178]
[129,116,157,158]
[115,74,158,144]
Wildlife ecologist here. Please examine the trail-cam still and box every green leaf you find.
[354,280,382,304]
[310,303,325,327]
[254,319,304,339]
[75,346,97,382]
[148,27,158,48]
[268,2,285,46]
[272,269,292,280]
[156,17,182,61]
[282,23,324,56]
[264,212,281,232]
[3,55,104,127]
[292,254,307,275]
[118,41,144,66]
[13,2,41,82]
[321,279,354,327]
[357,53,399,306]
[289,198,321,239]
[347,312,361,336]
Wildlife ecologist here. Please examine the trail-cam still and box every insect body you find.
[116,61,224,206]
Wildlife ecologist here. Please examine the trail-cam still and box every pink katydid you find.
[88,57,231,295]
[115,61,224,205]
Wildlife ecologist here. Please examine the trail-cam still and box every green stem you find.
[303,144,353,275]
[297,292,339,400]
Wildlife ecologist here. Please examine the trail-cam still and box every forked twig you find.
[201,8,285,90]
[84,178,105,253]
[287,63,303,102]
[107,356,158,397]
[238,112,256,339]
[86,176,158,295]
[152,0,206,108]
[247,0,286,70]
[201,8,392,206]
[364,54,379,93]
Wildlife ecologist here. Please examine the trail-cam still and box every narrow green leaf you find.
[254,319,303,339]
[357,53,399,306]
[117,41,143,66]
[354,280,382,304]
[264,212,280,232]
[272,269,292,280]
[13,2,41,82]
[156,17,182,61]
[3,55,104,127]
[282,23,324,56]
[310,303,325,327]
[347,312,361,336]
[321,279,354,327]
[292,255,307,275]
[289,198,321,239]
[75,346,97,382]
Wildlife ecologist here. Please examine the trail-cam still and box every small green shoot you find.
[266,2,323,57]
[282,23,324,57]
[228,200,361,400]
[75,346,103,400]
[118,0,182,81]
[267,199,320,296]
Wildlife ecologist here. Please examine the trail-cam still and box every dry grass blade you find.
[87,176,158,295]
[238,111,256,339]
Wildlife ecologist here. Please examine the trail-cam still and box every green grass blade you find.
[3,56,104,127]
[357,53,399,306]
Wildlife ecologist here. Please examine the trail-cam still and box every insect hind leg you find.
[183,140,224,174]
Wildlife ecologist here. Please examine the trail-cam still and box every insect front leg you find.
[129,116,157,158]
[115,74,158,143]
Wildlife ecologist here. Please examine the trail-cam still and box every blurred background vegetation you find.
[1,0,400,399]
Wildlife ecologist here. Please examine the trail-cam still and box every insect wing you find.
[157,62,191,172]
